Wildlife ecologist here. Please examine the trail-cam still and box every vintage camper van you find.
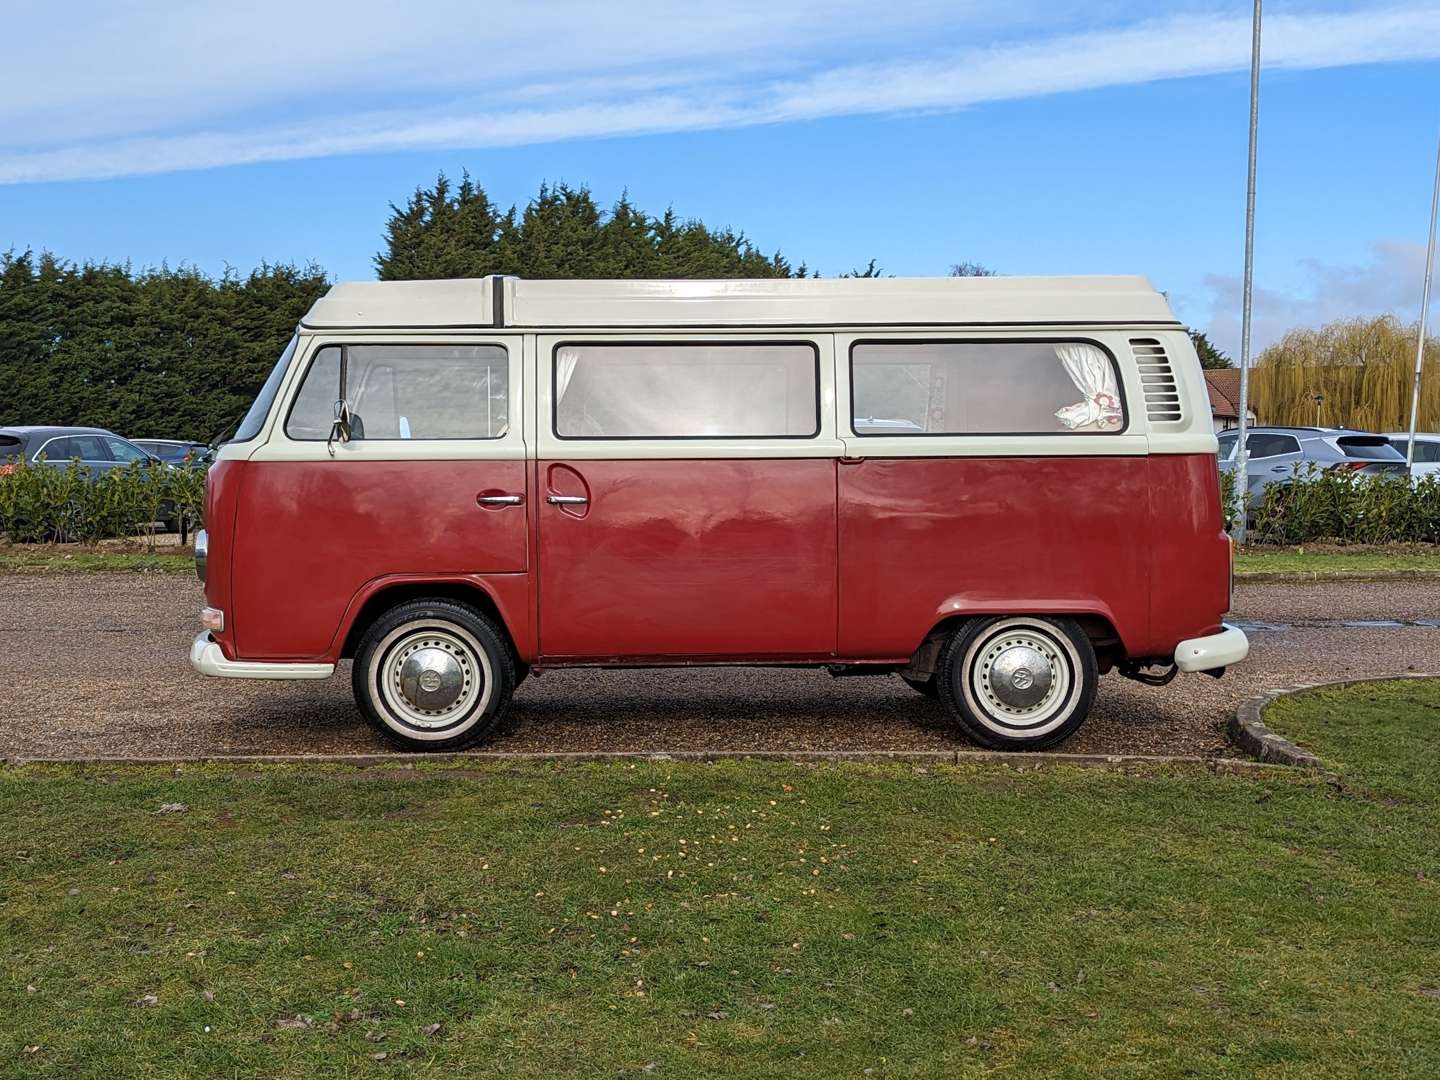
[190,276,1247,751]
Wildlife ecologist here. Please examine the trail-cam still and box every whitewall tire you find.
[936,616,1097,750]
[352,599,515,751]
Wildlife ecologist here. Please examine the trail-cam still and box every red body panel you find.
[1144,454,1231,650]
[230,459,529,659]
[201,458,243,660]
[836,455,1223,659]
[209,452,1226,668]
[536,458,837,659]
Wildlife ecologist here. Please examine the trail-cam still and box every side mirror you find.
[327,400,353,457]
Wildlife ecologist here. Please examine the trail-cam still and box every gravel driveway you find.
[1,573,1436,760]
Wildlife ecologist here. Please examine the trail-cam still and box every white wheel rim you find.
[960,619,1082,739]
[367,620,493,741]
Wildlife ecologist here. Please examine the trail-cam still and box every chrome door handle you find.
[477,494,524,506]
[546,494,588,506]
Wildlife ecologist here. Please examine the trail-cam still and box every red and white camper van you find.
[190,275,1247,751]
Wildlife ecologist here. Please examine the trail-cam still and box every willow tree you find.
[1251,315,1439,431]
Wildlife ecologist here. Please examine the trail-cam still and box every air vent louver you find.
[1130,337,1182,422]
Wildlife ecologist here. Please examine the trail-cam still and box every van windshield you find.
[231,336,298,443]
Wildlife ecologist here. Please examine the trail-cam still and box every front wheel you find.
[352,599,515,751]
[936,616,1096,751]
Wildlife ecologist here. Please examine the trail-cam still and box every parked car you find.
[0,425,161,474]
[1383,432,1440,479]
[1217,426,1409,503]
[132,439,214,467]
[190,274,1247,753]
[0,425,180,529]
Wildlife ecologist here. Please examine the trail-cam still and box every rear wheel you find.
[352,599,515,751]
[936,616,1096,750]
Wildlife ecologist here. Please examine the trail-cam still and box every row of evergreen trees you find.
[378,176,807,280]
[0,253,329,442]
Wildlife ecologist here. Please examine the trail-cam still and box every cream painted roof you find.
[302,275,1178,330]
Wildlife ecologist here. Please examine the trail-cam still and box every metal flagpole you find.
[1403,131,1439,469]
[1233,0,1262,544]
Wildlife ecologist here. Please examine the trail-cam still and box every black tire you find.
[899,674,939,699]
[351,599,515,752]
[936,616,1097,751]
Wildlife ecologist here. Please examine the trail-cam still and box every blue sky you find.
[2,0,1438,355]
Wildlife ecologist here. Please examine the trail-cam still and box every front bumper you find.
[1173,623,1250,673]
[189,632,335,680]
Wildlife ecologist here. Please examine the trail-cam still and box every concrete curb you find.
[1,748,1286,775]
[1230,672,1438,768]
[1235,569,1440,584]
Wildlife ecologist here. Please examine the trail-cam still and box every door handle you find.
[546,494,589,506]
[477,494,524,506]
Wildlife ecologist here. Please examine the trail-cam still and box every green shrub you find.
[0,459,205,544]
[1251,465,1440,545]
[1219,468,1238,532]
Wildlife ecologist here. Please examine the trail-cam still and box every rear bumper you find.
[1173,624,1249,673]
[189,632,335,680]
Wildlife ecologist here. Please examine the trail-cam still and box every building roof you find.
[1204,368,1243,419]
[300,275,1180,331]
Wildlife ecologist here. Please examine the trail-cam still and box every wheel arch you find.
[335,576,520,661]
[907,607,1124,677]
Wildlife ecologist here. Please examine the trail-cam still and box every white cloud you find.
[1191,239,1433,356]
[2,3,1439,183]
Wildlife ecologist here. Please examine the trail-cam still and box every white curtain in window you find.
[1054,344,1123,430]
[555,347,581,404]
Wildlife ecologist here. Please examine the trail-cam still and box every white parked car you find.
[1384,432,1440,479]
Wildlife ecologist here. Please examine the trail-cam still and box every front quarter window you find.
[231,336,299,444]
[105,437,148,464]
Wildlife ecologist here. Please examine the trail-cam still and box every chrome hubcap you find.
[965,622,1077,735]
[986,643,1054,709]
[378,628,484,730]
[398,646,465,712]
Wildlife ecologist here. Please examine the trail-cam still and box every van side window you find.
[287,344,508,441]
[39,435,108,462]
[553,343,819,439]
[850,340,1125,435]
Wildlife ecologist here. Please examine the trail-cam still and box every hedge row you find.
[1251,468,1440,544]
[0,461,205,544]
[1225,467,1440,544]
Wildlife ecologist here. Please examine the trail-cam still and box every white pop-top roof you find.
[300,275,1178,331]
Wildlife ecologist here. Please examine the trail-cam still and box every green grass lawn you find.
[1235,545,1440,576]
[3,681,1439,1077]
[0,549,193,573]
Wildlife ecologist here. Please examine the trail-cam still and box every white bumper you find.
[1173,623,1250,673]
[189,632,335,680]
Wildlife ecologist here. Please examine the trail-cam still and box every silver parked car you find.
[1383,432,1440,479]
[1217,426,1409,502]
